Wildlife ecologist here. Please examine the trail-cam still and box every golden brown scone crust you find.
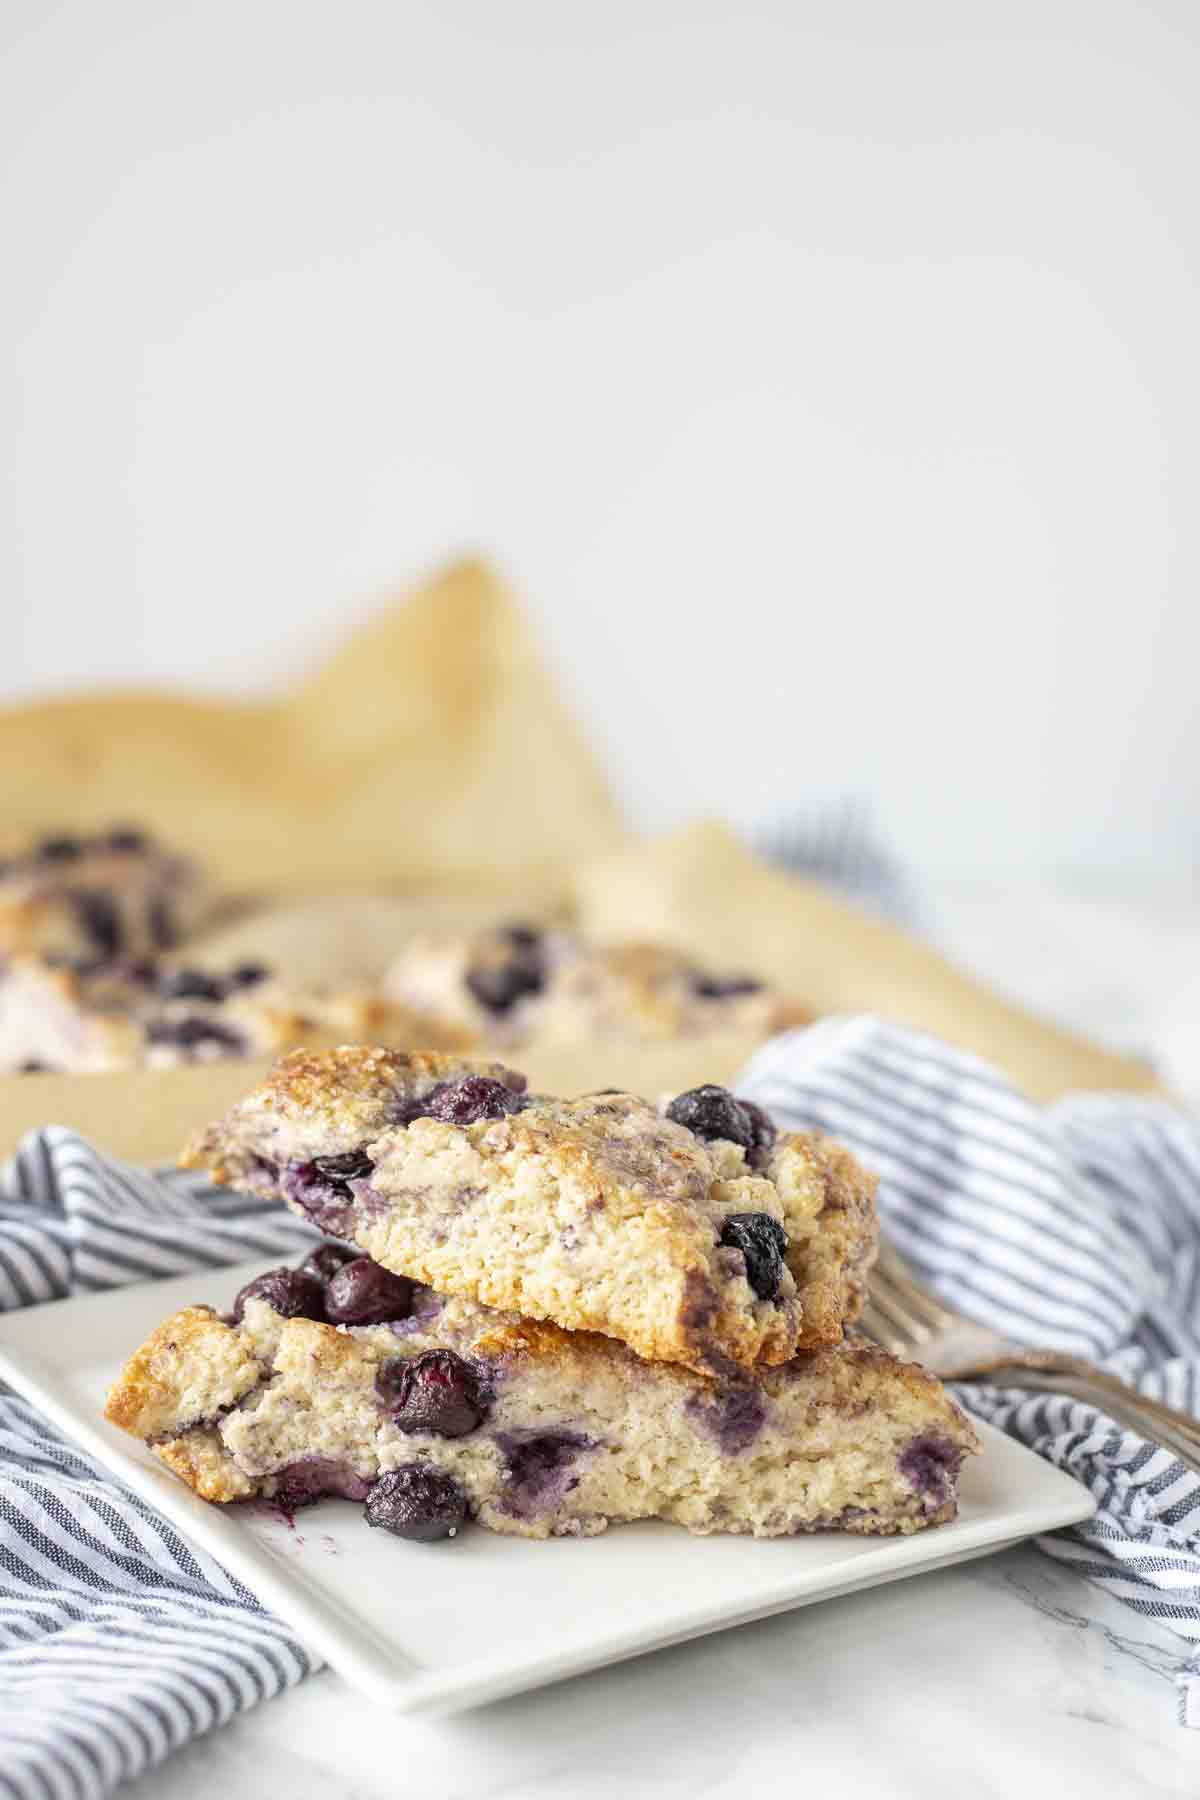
[103,1305,263,1438]
[155,1429,259,1502]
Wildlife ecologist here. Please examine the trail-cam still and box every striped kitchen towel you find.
[755,796,923,927]
[3,1017,1200,1796]
[740,1016,1200,1728]
[0,1137,324,1800]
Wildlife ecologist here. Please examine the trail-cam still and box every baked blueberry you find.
[231,1266,325,1324]
[227,962,270,989]
[496,1430,594,1515]
[666,1085,755,1154]
[324,1257,414,1326]
[738,1098,777,1170]
[157,967,226,1003]
[499,922,542,951]
[718,1213,789,1301]
[310,1149,374,1195]
[145,1016,245,1054]
[364,1465,468,1541]
[148,896,176,948]
[379,1349,486,1436]
[298,1241,359,1284]
[420,1075,527,1126]
[465,955,544,1015]
[899,1433,962,1503]
[691,973,763,999]
[70,890,123,958]
[271,1458,371,1512]
[37,835,83,861]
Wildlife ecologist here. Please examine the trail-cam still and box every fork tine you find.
[862,1275,931,1350]
[857,1300,907,1356]
[873,1240,960,1331]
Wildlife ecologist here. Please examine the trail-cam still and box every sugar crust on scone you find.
[180,1048,877,1376]
[105,1287,979,1538]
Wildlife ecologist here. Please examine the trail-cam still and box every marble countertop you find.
[129,884,1200,1798]
[127,1544,1197,1799]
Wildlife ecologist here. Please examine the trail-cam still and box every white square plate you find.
[0,1261,1095,1716]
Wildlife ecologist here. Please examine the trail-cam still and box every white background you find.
[2,1,1197,884]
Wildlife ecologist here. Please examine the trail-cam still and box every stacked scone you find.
[105,1050,979,1544]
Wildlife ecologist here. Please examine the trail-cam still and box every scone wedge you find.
[0,955,463,1073]
[180,1049,878,1376]
[385,922,812,1047]
[104,1260,979,1541]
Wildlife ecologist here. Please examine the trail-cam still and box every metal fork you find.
[861,1239,1200,1475]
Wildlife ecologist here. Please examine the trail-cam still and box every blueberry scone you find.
[180,1050,877,1375]
[384,924,812,1048]
[0,956,459,1074]
[0,828,209,963]
[104,1249,978,1540]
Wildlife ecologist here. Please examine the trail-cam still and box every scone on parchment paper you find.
[104,1266,978,1541]
[0,956,466,1074]
[385,923,812,1049]
[0,828,210,963]
[180,1049,877,1377]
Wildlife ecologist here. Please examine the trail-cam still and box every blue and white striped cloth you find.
[755,796,924,928]
[742,1018,1200,1727]
[3,1016,1200,1796]
[0,1142,324,1799]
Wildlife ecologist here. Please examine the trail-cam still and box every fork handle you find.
[944,1351,1200,1476]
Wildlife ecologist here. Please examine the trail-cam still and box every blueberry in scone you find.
[103,1250,978,1540]
[180,1048,878,1375]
